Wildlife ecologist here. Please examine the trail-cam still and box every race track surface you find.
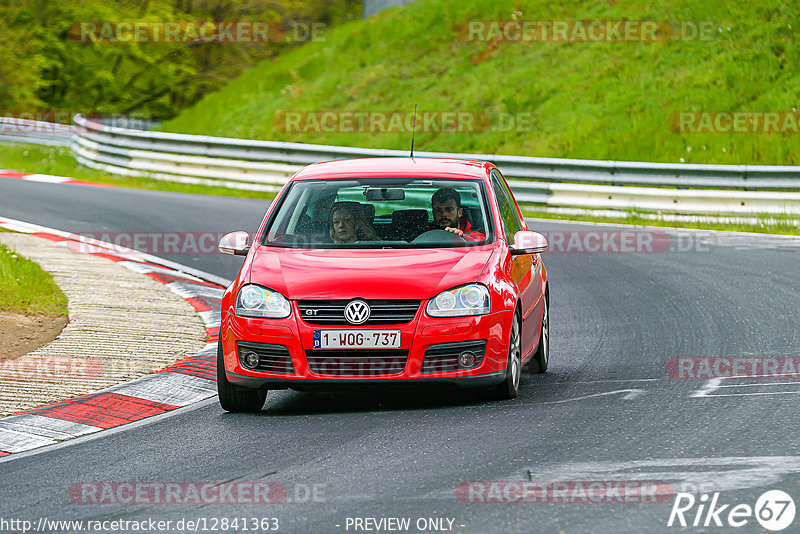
[2,178,800,533]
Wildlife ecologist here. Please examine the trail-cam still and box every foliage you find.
[0,0,361,121]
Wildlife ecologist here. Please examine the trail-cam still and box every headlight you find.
[235,284,291,318]
[426,284,491,317]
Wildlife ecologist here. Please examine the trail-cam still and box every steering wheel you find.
[411,229,467,244]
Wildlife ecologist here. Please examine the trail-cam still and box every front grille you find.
[306,349,408,376]
[421,340,487,373]
[237,341,295,374]
[297,299,420,325]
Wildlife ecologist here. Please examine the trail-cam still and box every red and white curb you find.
[0,216,229,457]
[0,169,111,187]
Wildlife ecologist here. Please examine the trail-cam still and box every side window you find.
[493,169,525,230]
[492,174,520,243]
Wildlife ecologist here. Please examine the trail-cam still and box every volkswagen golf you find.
[216,157,549,411]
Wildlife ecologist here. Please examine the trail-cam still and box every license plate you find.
[313,330,401,349]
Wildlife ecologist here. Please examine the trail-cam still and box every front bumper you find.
[225,371,507,391]
[221,303,511,391]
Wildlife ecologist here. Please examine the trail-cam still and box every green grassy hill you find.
[162,0,799,165]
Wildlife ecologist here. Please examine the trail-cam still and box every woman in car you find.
[329,202,380,243]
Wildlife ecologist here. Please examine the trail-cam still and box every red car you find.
[217,158,549,411]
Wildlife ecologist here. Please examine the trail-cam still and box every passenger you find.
[330,203,379,243]
[427,188,486,242]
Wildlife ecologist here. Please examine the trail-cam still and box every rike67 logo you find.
[668,490,796,531]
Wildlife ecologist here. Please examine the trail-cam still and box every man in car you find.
[427,187,486,242]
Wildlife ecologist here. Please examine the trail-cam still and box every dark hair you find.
[431,187,461,207]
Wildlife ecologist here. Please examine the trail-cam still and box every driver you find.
[427,187,485,242]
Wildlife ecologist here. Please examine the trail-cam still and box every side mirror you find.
[510,231,548,255]
[219,231,250,256]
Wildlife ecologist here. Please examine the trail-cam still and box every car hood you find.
[248,246,494,300]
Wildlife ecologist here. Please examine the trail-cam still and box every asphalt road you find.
[2,178,800,533]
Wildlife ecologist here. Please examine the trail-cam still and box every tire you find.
[527,290,549,374]
[217,339,267,412]
[491,310,522,400]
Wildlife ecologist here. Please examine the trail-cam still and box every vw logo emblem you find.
[344,299,370,325]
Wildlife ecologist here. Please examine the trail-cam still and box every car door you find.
[492,169,539,358]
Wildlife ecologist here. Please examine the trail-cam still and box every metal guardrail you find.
[4,114,800,215]
[0,117,74,147]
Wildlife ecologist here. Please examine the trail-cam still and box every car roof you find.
[290,157,495,181]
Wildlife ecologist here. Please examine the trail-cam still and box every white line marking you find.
[698,391,800,397]
[539,389,645,404]
[693,378,800,398]
[716,381,800,388]
[691,379,722,397]
[719,373,800,380]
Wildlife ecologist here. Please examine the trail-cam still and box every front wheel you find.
[491,311,522,400]
[217,340,267,412]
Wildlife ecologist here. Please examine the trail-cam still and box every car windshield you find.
[261,178,493,248]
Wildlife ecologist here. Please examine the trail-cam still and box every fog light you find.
[458,351,476,368]
[243,351,260,369]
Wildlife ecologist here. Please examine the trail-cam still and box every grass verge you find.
[0,241,68,317]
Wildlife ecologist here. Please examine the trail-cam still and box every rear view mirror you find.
[365,188,405,201]
[510,231,548,255]
[219,231,250,256]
